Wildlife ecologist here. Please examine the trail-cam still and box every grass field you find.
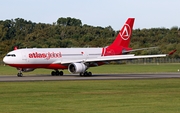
[0,79,180,113]
[0,63,180,75]
[0,64,180,113]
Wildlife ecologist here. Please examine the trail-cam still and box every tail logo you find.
[120,24,131,40]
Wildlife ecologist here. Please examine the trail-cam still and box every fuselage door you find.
[22,52,27,62]
[82,51,89,61]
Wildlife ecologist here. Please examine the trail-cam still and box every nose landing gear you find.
[17,73,23,77]
[17,69,23,77]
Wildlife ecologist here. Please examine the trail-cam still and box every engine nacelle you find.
[68,63,86,74]
[21,68,35,72]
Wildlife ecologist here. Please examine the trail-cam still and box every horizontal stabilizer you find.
[122,47,158,54]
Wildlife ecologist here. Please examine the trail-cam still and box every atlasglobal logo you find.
[29,52,62,60]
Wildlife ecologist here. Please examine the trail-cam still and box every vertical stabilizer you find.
[102,18,135,56]
[110,18,134,48]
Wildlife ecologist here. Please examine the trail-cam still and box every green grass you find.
[0,64,180,113]
[0,79,180,113]
[89,63,180,74]
[0,63,180,75]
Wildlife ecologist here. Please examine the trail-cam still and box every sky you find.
[0,0,180,30]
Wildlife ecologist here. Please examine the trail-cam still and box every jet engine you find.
[68,63,86,74]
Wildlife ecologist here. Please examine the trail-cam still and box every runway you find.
[0,73,180,82]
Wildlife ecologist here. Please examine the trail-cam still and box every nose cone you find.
[3,51,19,65]
[3,56,9,64]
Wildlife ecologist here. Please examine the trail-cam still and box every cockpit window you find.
[6,54,16,57]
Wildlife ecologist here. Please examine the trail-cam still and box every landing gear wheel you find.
[80,71,93,77]
[51,71,56,76]
[51,70,64,76]
[84,72,88,76]
[17,73,23,77]
[55,71,60,76]
[80,72,84,77]
[59,71,64,76]
[88,72,92,76]
[17,69,23,77]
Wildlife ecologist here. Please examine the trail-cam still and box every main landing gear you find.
[51,70,64,76]
[79,71,92,77]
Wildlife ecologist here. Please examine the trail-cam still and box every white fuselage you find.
[3,48,103,69]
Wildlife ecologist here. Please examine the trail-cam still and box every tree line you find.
[0,17,180,60]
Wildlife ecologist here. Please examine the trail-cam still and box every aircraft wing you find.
[85,54,167,63]
[53,54,167,64]
[53,54,135,64]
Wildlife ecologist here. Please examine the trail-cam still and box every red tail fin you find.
[110,18,134,48]
[102,18,135,56]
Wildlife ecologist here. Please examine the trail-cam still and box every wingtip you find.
[168,50,177,55]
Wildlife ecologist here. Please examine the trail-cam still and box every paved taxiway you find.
[0,73,180,82]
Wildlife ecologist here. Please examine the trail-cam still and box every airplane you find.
[3,18,173,77]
